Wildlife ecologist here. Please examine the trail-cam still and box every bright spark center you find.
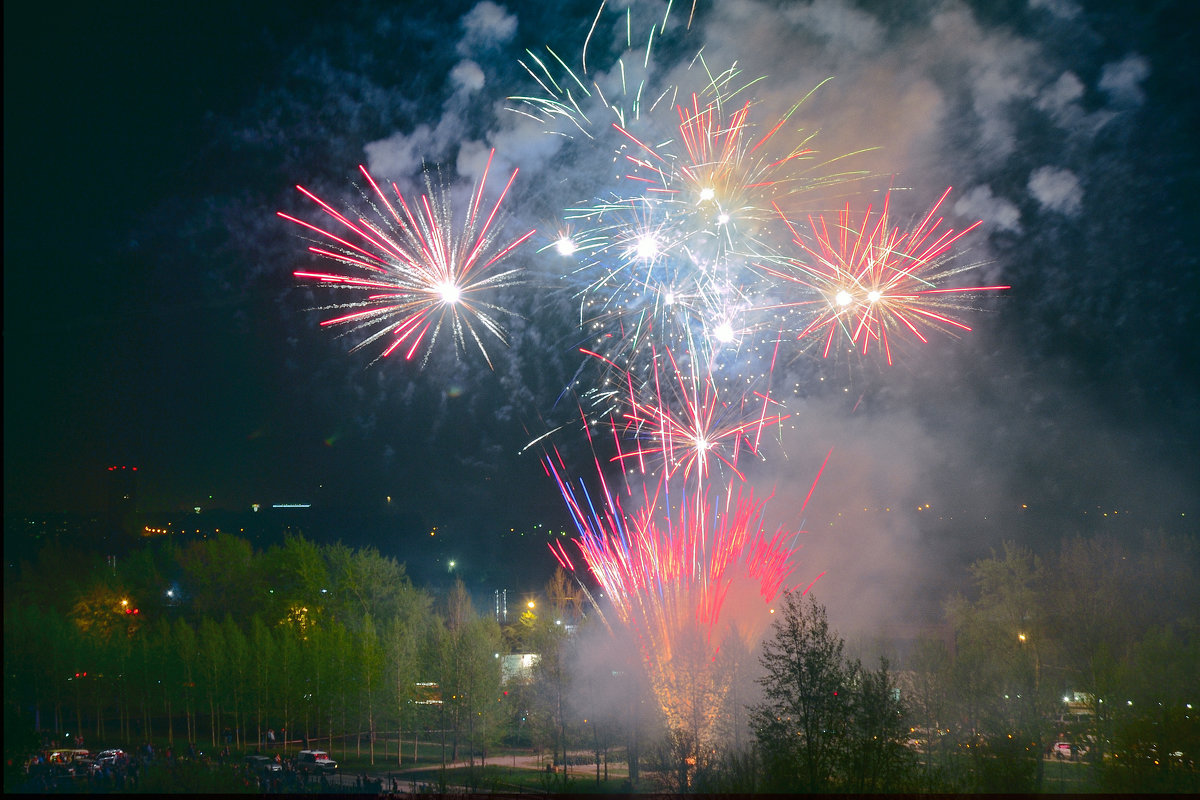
[867,290,882,303]
[714,322,735,342]
[663,291,675,305]
[699,187,715,202]
[438,283,462,305]
[716,212,730,225]
[835,290,853,307]
[555,236,577,256]
[635,234,659,260]
[695,437,712,451]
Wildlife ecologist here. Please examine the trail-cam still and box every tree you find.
[528,595,573,771]
[660,624,728,790]
[359,614,385,764]
[750,591,850,792]
[1102,625,1200,792]
[267,534,330,626]
[843,658,914,792]
[945,542,1049,792]
[196,617,226,747]
[326,542,412,624]
[176,534,258,619]
[174,619,199,745]
[434,580,502,766]
[383,603,428,765]
[903,635,960,789]
[221,615,250,748]
[249,615,275,748]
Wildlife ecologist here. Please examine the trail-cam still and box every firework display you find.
[285,0,1004,757]
[283,149,534,368]
[763,188,1009,364]
[519,8,1002,754]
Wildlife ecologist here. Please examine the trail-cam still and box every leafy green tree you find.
[660,624,728,790]
[714,632,757,755]
[305,618,340,753]
[843,658,915,792]
[750,591,850,792]
[945,542,1048,792]
[4,607,49,738]
[196,617,225,746]
[275,619,302,752]
[267,534,330,627]
[1102,625,1200,792]
[384,609,426,765]
[1042,534,1133,761]
[326,542,412,624]
[176,534,258,619]
[903,635,962,789]
[463,613,504,763]
[528,597,573,770]
[359,614,385,763]
[220,615,250,747]
[433,580,503,765]
[249,615,275,748]
[173,618,199,744]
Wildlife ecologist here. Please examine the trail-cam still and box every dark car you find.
[244,754,283,777]
[296,749,338,775]
[87,749,127,776]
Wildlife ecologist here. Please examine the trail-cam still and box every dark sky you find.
[6,0,1199,624]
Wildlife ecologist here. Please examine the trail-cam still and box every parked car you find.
[1051,741,1086,759]
[88,749,127,775]
[296,749,338,775]
[47,749,91,777]
[244,754,283,777]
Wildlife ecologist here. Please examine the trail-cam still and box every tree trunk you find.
[209,697,217,747]
[166,696,174,746]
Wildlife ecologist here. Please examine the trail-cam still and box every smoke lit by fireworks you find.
[286,0,1005,757]
[510,6,1003,754]
[544,427,828,735]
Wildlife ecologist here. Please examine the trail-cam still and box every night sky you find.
[6,0,1198,625]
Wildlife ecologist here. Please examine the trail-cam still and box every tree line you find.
[4,533,502,770]
[4,528,1198,793]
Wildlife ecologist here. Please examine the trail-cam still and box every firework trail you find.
[511,0,690,136]
[506,6,1001,752]
[543,421,826,741]
[763,188,1009,365]
[534,52,874,402]
[602,345,790,486]
[286,0,1006,756]
[282,149,534,368]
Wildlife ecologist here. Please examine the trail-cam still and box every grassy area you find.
[396,763,638,795]
[308,737,450,772]
[1040,758,1104,793]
